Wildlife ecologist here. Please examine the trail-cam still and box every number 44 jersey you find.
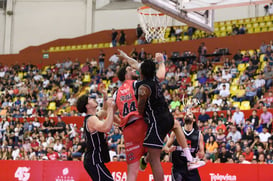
[114,80,142,128]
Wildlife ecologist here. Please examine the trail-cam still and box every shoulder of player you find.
[138,84,151,97]
[86,115,100,132]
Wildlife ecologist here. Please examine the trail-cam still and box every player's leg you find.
[181,169,201,181]
[142,113,173,181]
[147,147,164,181]
[83,159,100,181]
[172,119,193,162]
[127,161,140,181]
[96,163,114,181]
[123,119,148,180]
[172,167,183,181]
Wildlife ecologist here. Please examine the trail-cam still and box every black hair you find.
[184,116,199,130]
[140,60,156,80]
[76,94,88,113]
[117,65,128,82]
[184,117,192,125]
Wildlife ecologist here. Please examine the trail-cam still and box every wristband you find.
[158,60,165,64]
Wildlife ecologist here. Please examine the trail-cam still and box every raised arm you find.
[155,53,166,81]
[118,49,140,71]
[197,133,205,159]
[162,131,177,153]
[96,84,108,119]
[87,98,115,133]
[137,85,151,116]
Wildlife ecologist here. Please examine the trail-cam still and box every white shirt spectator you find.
[90,84,98,92]
[109,54,119,64]
[68,125,77,139]
[53,142,63,152]
[212,98,223,106]
[254,78,265,88]
[8,101,13,107]
[68,97,77,106]
[186,86,194,95]
[43,79,50,88]
[106,69,115,78]
[55,62,61,68]
[41,141,48,148]
[232,111,245,126]
[222,72,232,81]
[0,70,5,77]
[33,74,43,81]
[219,88,230,98]
[47,137,55,145]
[64,72,70,79]
[109,150,117,161]
[241,160,251,164]
[2,120,9,130]
[175,28,183,36]
[14,127,19,137]
[33,121,41,128]
[227,130,242,143]
[12,147,20,160]
[62,86,70,94]
[259,132,271,143]
[166,72,175,79]
[230,67,238,76]
[27,108,34,116]
[218,83,230,91]
[269,3,273,14]
[64,60,72,69]
[14,75,21,82]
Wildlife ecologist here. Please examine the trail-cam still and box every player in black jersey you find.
[134,54,204,181]
[164,111,205,181]
[76,92,116,181]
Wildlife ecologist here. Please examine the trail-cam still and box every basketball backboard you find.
[141,0,272,33]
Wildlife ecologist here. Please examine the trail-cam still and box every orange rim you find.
[137,6,165,16]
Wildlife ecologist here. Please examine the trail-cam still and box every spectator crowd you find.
[0,38,273,165]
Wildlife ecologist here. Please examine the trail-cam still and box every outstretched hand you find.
[117,49,129,60]
[98,84,107,97]
[163,145,176,153]
[106,98,116,108]
[197,150,205,159]
[155,53,164,63]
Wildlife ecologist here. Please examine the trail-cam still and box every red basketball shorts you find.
[123,118,148,164]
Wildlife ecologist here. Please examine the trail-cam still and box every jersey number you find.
[122,102,136,117]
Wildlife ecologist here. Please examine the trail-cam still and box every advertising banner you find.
[0,160,43,181]
[199,163,259,181]
[1,161,273,181]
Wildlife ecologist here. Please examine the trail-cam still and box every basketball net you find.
[137,6,170,43]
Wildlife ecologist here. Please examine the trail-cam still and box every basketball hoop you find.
[137,6,170,42]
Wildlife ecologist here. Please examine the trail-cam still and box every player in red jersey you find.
[112,50,167,181]
[114,65,147,181]
[120,50,204,181]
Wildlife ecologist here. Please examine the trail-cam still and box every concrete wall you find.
[0,0,269,54]
[11,0,86,53]
[94,9,141,32]
[0,9,5,53]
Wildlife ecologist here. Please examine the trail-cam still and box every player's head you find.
[140,60,156,80]
[117,65,138,82]
[184,112,194,124]
[76,94,98,113]
[184,111,198,129]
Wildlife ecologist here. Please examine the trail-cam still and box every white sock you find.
[183,147,193,162]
